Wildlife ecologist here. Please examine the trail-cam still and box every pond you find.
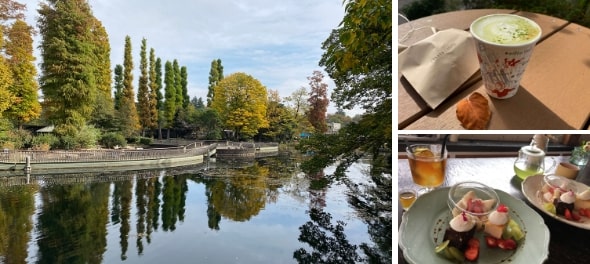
[0,156,392,263]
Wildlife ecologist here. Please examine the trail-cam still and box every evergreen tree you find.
[4,19,41,128]
[307,71,329,133]
[37,0,99,135]
[148,48,159,133]
[163,61,176,136]
[180,66,189,108]
[206,58,223,107]
[137,38,150,135]
[117,35,140,137]
[113,64,124,110]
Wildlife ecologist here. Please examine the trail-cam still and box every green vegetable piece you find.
[435,240,450,253]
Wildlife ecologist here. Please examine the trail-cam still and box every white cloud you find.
[20,0,361,115]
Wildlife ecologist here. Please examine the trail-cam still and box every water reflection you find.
[0,157,391,263]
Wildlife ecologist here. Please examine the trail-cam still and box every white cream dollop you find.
[488,210,509,225]
[560,191,576,204]
[449,213,475,232]
[577,189,590,201]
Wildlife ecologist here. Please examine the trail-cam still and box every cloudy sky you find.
[19,0,361,115]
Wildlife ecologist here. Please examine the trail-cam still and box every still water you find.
[0,157,391,263]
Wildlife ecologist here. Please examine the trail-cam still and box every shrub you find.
[76,125,101,149]
[139,137,153,145]
[32,134,59,150]
[5,129,33,149]
[100,132,127,149]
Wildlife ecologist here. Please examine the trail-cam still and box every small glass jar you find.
[570,146,589,167]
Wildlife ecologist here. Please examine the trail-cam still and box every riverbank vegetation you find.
[1,0,358,151]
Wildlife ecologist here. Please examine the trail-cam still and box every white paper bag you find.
[399,29,480,109]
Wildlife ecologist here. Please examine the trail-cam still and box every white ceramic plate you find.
[399,187,549,264]
[522,174,590,230]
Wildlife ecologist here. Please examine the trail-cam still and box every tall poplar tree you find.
[207,59,223,107]
[180,66,189,109]
[148,48,159,133]
[155,57,164,139]
[4,19,41,128]
[37,0,98,135]
[307,71,329,133]
[172,60,182,110]
[163,61,176,137]
[137,38,150,135]
[117,36,140,137]
[113,64,124,110]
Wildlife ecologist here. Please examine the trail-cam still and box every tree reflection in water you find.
[295,161,392,264]
[293,208,362,264]
[0,156,390,263]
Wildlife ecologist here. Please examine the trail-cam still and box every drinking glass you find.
[399,188,417,211]
[406,144,447,195]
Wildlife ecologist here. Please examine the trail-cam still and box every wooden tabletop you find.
[398,156,590,264]
[398,9,590,130]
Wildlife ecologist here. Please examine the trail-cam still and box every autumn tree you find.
[148,48,159,134]
[258,89,296,142]
[306,71,329,133]
[211,72,268,140]
[116,36,140,137]
[163,60,176,137]
[0,40,15,118]
[89,17,113,129]
[38,0,100,135]
[0,0,25,29]
[3,19,41,128]
[207,59,223,107]
[137,38,150,135]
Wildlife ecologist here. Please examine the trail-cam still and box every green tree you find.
[3,19,40,128]
[180,66,189,108]
[211,72,268,140]
[191,96,205,109]
[37,0,99,135]
[113,64,124,110]
[196,108,222,140]
[327,109,352,126]
[137,38,150,135]
[207,58,223,107]
[306,71,329,133]
[117,35,140,137]
[172,60,183,111]
[163,60,176,137]
[148,48,159,134]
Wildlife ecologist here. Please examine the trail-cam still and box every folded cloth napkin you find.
[399,28,480,109]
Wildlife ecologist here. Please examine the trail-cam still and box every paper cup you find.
[555,162,580,180]
[470,14,542,99]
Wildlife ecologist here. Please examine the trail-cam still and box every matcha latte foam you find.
[471,14,541,45]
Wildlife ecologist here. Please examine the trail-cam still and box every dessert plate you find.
[399,187,549,264]
[522,174,590,230]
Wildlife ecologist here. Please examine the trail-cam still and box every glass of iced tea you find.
[406,144,447,194]
[399,189,417,211]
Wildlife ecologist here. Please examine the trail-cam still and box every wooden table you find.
[398,156,590,264]
[398,9,590,130]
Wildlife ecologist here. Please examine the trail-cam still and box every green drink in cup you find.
[470,14,542,99]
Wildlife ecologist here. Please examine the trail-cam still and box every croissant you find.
[456,92,491,130]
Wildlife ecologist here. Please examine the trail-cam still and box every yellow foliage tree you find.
[211,72,268,140]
